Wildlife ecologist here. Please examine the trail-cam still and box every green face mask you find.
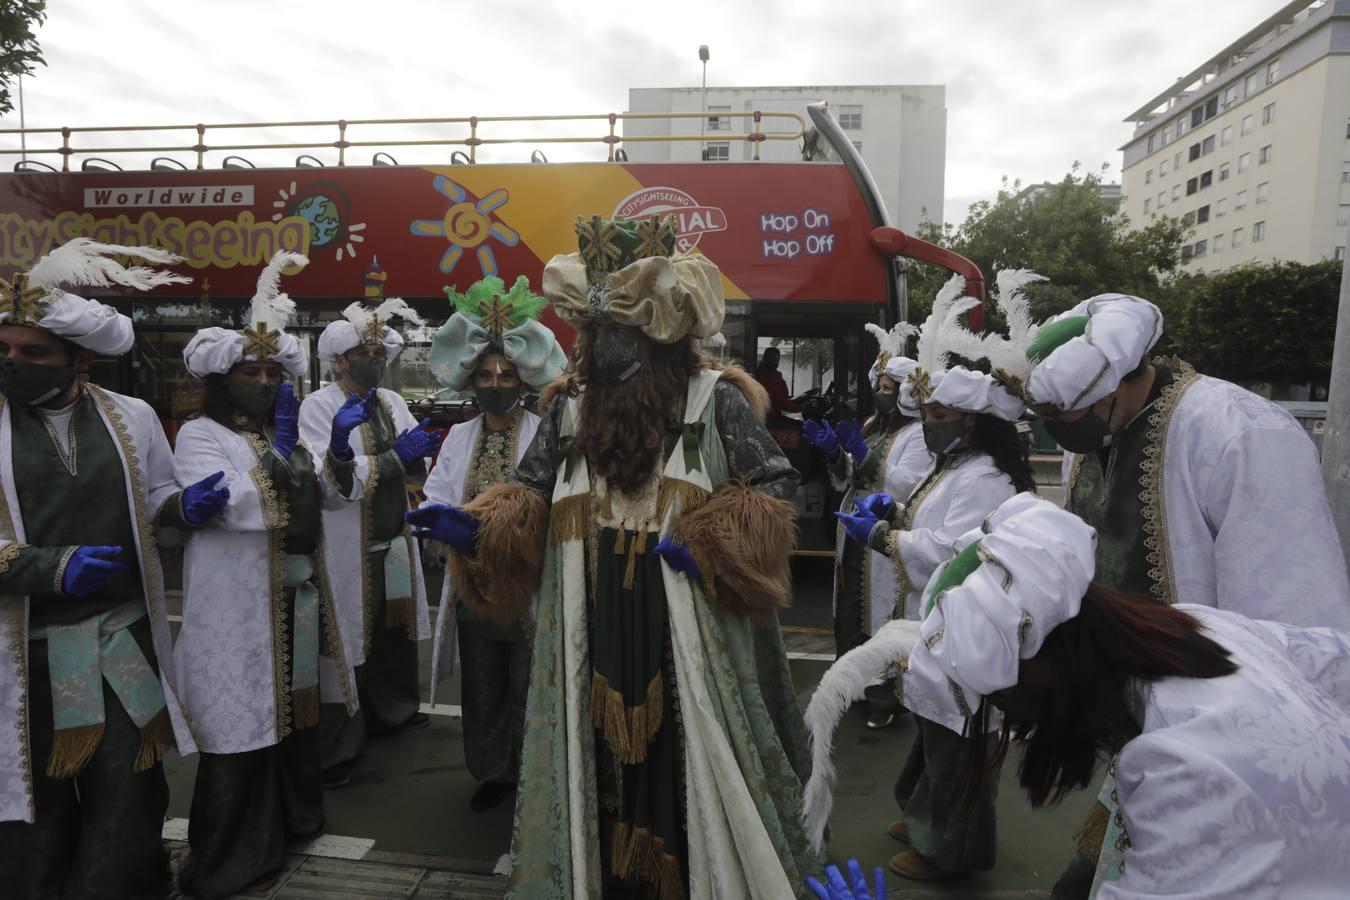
[923,419,969,456]
[347,357,386,390]
[0,357,77,407]
[227,381,280,418]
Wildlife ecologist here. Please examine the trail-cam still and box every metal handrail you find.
[0,110,807,171]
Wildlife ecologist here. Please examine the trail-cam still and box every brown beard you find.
[573,329,700,495]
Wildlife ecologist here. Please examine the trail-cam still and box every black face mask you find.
[922,419,970,456]
[227,381,280,418]
[0,357,77,407]
[1044,398,1117,454]
[476,385,521,417]
[874,391,898,417]
[590,327,650,384]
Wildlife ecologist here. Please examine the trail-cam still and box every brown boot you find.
[888,849,967,881]
[887,818,910,842]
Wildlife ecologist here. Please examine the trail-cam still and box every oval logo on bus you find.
[613,187,728,254]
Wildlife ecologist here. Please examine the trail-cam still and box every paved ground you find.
[160,479,1079,898]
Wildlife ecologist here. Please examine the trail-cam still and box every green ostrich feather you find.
[443,275,547,332]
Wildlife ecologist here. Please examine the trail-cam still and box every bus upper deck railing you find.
[0,110,809,172]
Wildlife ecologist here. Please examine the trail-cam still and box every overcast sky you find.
[0,0,1283,225]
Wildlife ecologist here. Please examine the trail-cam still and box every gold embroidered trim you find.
[550,493,591,545]
[609,821,684,900]
[267,527,293,740]
[1137,358,1201,606]
[891,463,948,604]
[654,477,711,523]
[591,669,663,766]
[0,397,35,817]
[52,546,78,594]
[357,404,383,658]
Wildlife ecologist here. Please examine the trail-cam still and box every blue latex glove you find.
[405,503,479,551]
[61,546,129,597]
[330,390,377,461]
[393,418,443,467]
[835,508,880,546]
[272,383,299,459]
[854,492,894,521]
[653,536,701,581]
[802,419,840,458]
[182,471,230,526]
[835,419,869,466]
[805,859,886,900]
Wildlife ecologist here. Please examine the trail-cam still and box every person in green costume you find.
[301,297,442,786]
[410,215,820,899]
[0,240,227,900]
[173,251,368,898]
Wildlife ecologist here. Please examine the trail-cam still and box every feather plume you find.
[915,275,989,375]
[865,320,917,361]
[248,251,306,331]
[341,300,374,334]
[373,296,424,328]
[982,269,1048,388]
[802,619,923,853]
[27,238,190,292]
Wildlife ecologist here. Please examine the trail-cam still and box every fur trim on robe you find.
[447,483,548,625]
[672,480,797,615]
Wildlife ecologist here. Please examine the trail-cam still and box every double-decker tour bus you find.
[0,104,986,551]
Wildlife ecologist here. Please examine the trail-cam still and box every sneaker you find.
[322,766,353,789]
[888,849,966,881]
[887,818,910,842]
[470,781,516,812]
[400,712,432,731]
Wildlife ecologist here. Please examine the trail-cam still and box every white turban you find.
[883,356,921,416]
[5,238,191,356]
[904,493,1097,726]
[183,327,308,378]
[906,366,1025,421]
[319,297,422,364]
[1026,294,1163,411]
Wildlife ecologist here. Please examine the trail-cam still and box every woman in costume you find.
[806,492,1350,897]
[410,215,818,898]
[803,322,928,714]
[419,275,565,812]
[173,252,367,898]
[833,276,1036,882]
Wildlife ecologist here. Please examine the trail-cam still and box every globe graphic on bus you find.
[295,194,342,248]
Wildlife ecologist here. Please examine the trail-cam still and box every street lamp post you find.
[699,44,710,160]
[18,74,26,163]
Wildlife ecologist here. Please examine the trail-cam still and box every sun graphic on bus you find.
[409,176,520,276]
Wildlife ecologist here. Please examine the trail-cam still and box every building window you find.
[1160,158,1170,176]
[1189,143,1201,163]
[1266,58,1280,86]
[1158,190,1167,207]
[1161,126,1171,147]
[1195,239,1208,258]
[1182,244,1194,262]
[1145,168,1153,185]
[707,105,731,132]
[1238,152,1251,173]
[1183,211,1196,227]
[1236,190,1248,209]
[1258,144,1272,165]
[1223,85,1239,109]
[1177,116,1189,138]
[1338,205,1350,227]
[1148,134,1156,153]
[1233,227,1245,248]
[851,140,863,153]
[1256,182,1268,204]
[1244,73,1258,97]
[1221,125,1233,146]
[1343,169,1350,183]
[1197,205,1210,224]
[1200,170,1213,189]
[838,105,863,130]
[1217,197,1228,217]
[1202,136,1215,156]
[1253,221,1266,242]
[1214,233,1225,254]
[1262,102,1276,126]
[1174,152,1182,170]
[1187,177,1199,196]
[1345,119,1350,139]
[1219,162,1231,181]
[705,142,730,161]
[1241,115,1254,136]
[1336,247,1347,262]
[1173,185,1182,202]
[1144,197,1152,214]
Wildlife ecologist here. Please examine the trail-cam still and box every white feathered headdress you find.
[182,249,309,377]
[342,297,424,344]
[909,275,986,403]
[864,320,917,389]
[980,269,1047,398]
[26,238,190,296]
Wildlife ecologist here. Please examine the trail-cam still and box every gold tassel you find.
[610,821,685,900]
[292,686,321,730]
[385,594,417,629]
[133,707,176,773]
[656,478,711,521]
[47,723,105,778]
[613,529,627,556]
[591,670,664,765]
[1073,801,1112,864]
[601,491,614,520]
[550,494,591,545]
[623,528,646,590]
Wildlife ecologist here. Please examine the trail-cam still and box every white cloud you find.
[1,0,1283,224]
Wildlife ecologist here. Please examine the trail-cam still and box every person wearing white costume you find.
[0,240,226,900]
[834,274,1038,883]
[173,252,369,898]
[805,493,1350,899]
[416,274,564,813]
[300,297,439,783]
[1010,290,1350,896]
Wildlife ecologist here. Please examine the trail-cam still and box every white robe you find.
[1104,606,1350,898]
[882,421,932,502]
[0,387,195,823]
[297,384,431,669]
[172,418,362,755]
[419,410,539,703]
[1064,374,1350,629]
[884,452,1019,622]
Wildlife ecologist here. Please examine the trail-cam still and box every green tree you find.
[907,164,1188,327]
[1171,260,1341,390]
[0,1,46,118]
